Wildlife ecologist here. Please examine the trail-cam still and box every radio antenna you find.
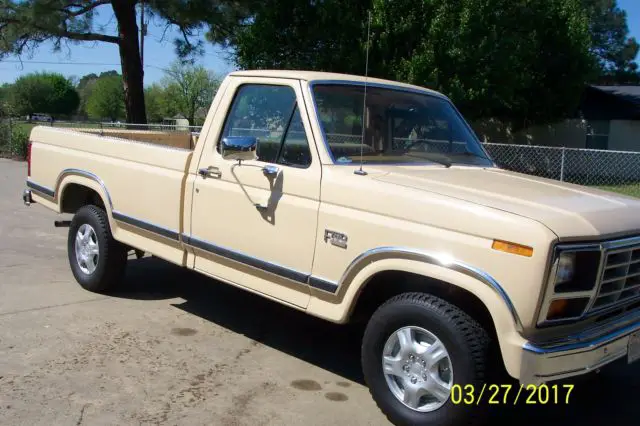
[354,10,371,176]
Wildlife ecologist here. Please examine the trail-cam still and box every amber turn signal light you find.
[492,240,533,257]
[546,299,569,320]
[546,297,589,321]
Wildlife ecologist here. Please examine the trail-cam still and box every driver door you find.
[188,77,321,308]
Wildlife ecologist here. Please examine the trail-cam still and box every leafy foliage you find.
[0,83,12,117]
[143,62,220,125]
[226,0,597,127]
[372,0,596,127]
[76,70,120,118]
[152,0,251,58]
[215,0,369,72]
[10,125,29,159]
[144,84,169,123]
[160,61,221,125]
[86,74,125,121]
[8,72,79,117]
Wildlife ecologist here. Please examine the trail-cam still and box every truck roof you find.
[228,70,445,97]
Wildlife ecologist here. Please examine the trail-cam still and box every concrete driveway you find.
[1,158,639,425]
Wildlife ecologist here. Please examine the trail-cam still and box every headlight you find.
[538,245,602,325]
[556,252,575,284]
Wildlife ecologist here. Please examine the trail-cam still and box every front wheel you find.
[362,293,491,426]
[67,205,127,292]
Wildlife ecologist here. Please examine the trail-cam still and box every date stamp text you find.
[451,384,574,405]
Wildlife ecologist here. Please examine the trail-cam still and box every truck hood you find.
[372,166,640,239]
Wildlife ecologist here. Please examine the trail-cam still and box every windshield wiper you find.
[404,152,452,168]
[446,151,493,165]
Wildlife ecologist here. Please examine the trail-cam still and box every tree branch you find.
[61,30,119,43]
[1,16,119,44]
[63,0,112,17]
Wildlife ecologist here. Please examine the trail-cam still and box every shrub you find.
[10,126,29,159]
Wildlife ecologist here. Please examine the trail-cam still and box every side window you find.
[220,84,312,167]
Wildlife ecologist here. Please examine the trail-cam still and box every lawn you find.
[596,184,640,198]
[13,122,37,134]
[14,121,103,133]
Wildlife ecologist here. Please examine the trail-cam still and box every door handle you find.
[262,165,279,176]
[254,203,268,211]
[198,166,222,178]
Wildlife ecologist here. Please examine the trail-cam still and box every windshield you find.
[312,83,493,167]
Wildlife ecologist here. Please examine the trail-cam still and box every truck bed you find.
[27,126,194,265]
[64,127,198,151]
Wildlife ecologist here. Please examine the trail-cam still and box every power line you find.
[0,59,168,71]
[1,59,120,66]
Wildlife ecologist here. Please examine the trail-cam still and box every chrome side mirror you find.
[220,136,258,162]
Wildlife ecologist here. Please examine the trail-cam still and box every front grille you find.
[591,244,640,311]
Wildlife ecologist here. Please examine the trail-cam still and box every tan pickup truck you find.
[23,70,640,426]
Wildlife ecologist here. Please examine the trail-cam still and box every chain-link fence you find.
[7,120,204,133]
[483,143,640,198]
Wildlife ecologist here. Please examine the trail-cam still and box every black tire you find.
[362,293,490,426]
[67,205,127,293]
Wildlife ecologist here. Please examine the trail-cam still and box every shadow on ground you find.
[113,256,365,384]
[114,257,640,426]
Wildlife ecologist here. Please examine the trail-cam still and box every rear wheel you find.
[362,292,491,426]
[67,205,127,292]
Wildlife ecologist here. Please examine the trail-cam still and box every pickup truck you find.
[23,70,640,426]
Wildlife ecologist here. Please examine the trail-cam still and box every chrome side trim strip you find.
[22,185,515,321]
[56,168,114,209]
[26,170,115,209]
[112,211,180,241]
[26,180,55,198]
[182,234,340,292]
[335,247,523,331]
[308,276,340,293]
[184,235,312,285]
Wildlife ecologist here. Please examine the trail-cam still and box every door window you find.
[220,84,312,167]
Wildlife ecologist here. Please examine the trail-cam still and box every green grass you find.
[14,121,103,135]
[14,122,36,134]
[595,184,640,198]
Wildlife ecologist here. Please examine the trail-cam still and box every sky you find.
[619,0,640,59]
[0,1,639,86]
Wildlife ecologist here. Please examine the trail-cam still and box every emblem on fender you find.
[324,229,348,249]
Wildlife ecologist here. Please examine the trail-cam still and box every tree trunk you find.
[188,104,195,127]
[112,0,146,124]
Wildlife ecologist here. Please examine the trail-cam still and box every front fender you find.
[307,255,527,378]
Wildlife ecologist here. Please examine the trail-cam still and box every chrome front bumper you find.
[520,314,640,385]
[23,189,33,206]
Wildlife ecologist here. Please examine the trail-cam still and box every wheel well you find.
[60,184,106,214]
[349,270,497,340]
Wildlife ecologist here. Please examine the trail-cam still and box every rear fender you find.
[56,170,116,230]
